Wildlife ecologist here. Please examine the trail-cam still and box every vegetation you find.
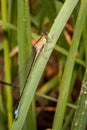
[0,0,87,130]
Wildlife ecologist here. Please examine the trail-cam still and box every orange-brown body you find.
[33,32,48,60]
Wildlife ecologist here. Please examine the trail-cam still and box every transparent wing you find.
[12,50,35,101]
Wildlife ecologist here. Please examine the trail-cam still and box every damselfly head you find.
[41,31,48,39]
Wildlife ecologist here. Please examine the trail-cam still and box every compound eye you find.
[41,31,48,38]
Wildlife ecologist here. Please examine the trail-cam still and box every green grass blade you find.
[11,0,79,130]
[1,0,13,129]
[24,99,37,130]
[17,0,37,130]
[71,70,87,130]
[55,45,86,67]
[83,20,87,65]
[52,0,87,130]
[17,0,32,92]
[41,0,56,23]
[71,1,87,129]
[0,20,17,30]
[38,75,59,94]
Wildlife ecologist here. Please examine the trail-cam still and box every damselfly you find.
[0,31,48,119]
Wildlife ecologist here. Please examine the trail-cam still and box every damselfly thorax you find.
[33,32,48,60]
